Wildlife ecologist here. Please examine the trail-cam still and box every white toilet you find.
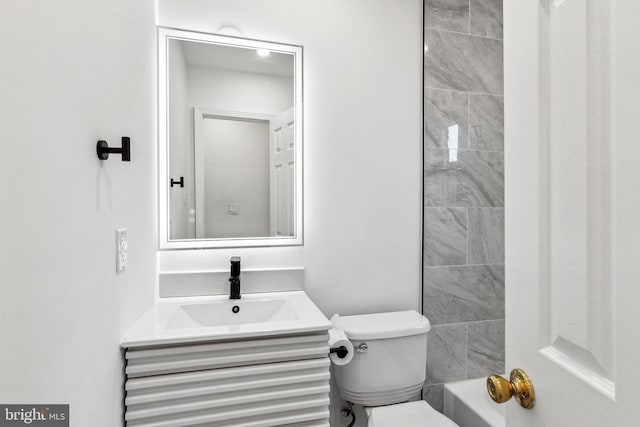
[333,310,458,426]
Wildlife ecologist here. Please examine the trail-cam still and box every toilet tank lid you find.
[334,310,430,340]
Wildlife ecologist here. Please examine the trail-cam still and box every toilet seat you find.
[367,401,459,427]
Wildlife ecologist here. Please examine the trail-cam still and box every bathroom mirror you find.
[158,28,303,249]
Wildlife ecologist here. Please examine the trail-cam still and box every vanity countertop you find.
[121,290,331,348]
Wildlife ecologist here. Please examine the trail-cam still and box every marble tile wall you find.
[422,0,504,412]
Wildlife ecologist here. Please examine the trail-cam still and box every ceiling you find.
[179,39,294,78]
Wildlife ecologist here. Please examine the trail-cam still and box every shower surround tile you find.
[423,383,445,413]
[424,149,504,207]
[425,89,469,149]
[426,324,467,383]
[469,94,504,151]
[425,29,503,95]
[468,208,504,264]
[423,264,504,325]
[425,0,469,33]
[423,0,505,395]
[424,207,467,266]
[470,0,503,39]
[467,320,505,376]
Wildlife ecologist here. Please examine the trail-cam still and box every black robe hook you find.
[97,137,130,161]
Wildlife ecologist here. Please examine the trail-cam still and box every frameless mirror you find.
[158,28,303,249]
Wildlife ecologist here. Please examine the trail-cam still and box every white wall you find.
[188,66,293,114]
[0,2,156,426]
[158,0,423,316]
[157,4,422,423]
[168,40,192,239]
[0,1,420,425]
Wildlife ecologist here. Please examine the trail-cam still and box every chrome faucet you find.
[229,257,241,299]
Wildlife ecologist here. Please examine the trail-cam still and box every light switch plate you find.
[116,228,128,273]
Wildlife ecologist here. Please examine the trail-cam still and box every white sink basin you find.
[122,291,331,348]
[165,298,299,329]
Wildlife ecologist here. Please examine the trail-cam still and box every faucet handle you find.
[230,256,241,277]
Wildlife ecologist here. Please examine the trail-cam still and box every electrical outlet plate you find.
[116,228,128,273]
[227,203,239,215]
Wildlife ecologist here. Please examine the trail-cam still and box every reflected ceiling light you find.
[256,49,271,57]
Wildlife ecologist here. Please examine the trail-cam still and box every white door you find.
[504,0,640,425]
[269,107,295,237]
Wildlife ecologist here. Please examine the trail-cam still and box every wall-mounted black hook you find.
[171,177,184,188]
[97,137,130,161]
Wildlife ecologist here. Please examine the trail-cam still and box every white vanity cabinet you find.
[123,332,330,427]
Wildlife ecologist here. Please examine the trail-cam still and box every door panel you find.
[543,0,614,396]
[505,0,640,424]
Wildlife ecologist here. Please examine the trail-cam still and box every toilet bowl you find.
[333,311,459,426]
[366,401,457,427]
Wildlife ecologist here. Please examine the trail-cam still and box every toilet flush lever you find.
[356,343,368,353]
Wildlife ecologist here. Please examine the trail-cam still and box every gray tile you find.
[469,94,503,151]
[424,208,467,266]
[470,0,503,39]
[425,0,470,33]
[467,320,505,378]
[424,265,504,324]
[468,208,504,264]
[426,324,467,383]
[423,383,445,413]
[425,89,469,149]
[425,29,503,95]
[424,149,504,207]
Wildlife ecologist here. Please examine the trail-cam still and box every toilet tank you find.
[333,311,431,406]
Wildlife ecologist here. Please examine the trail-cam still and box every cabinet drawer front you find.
[125,333,329,378]
[125,358,330,427]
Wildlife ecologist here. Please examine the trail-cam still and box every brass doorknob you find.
[487,368,535,409]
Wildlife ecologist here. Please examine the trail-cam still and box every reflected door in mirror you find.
[270,107,295,237]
